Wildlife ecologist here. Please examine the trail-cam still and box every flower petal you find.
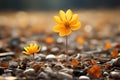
[54,16,62,24]
[59,28,71,36]
[24,47,29,53]
[70,14,79,25]
[33,43,37,51]
[30,43,33,47]
[66,9,72,21]
[37,45,41,52]
[59,10,66,22]
[59,31,66,36]
[23,51,30,54]
[37,47,40,52]
[53,25,64,32]
[65,29,72,36]
[71,22,81,30]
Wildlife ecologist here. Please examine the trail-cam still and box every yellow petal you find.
[37,45,41,52]
[53,25,64,32]
[37,47,40,52]
[33,43,37,49]
[23,51,30,54]
[35,45,40,52]
[66,9,72,21]
[59,31,66,36]
[65,29,72,36]
[71,22,81,30]
[30,43,33,47]
[25,47,31,53]
[24,47,29,52]
[28,46,33,54]
[70,14,79,25]
[59,10,66,22]
[59,28,71,36]
[54,16,62,24]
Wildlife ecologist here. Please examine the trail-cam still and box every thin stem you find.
[65,36,68,61]
[33,53,34,60]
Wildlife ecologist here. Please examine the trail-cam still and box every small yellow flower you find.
[53,9,81,36]
[23,43,40,55]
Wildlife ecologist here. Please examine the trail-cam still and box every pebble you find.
[37,72,49,80]
[0,52,15,57]
[60,68,73,74]
[4,69,13,73]
[14,68,24,75]
[73,70,87,77]
[0,67,4,75]
[57,72,73,80]
[103,72,109,77]
[24,68,35,76]
[34,54,46,61]
[57,37,64,44]
[57,54,67,59]
[75,53,81,59]
[41,46,47,52]
[53,63,64,71]
[79,76,90,80]
[46,54,57,62]
[68,50,75,55]
[51,47,59,53]
[112,58,120,67]
[44,67,57,77]
[9,37,21,49]
[0,76,17,80]
[9,61,18,68]
[110,71,120,79]
[44,67,53,74]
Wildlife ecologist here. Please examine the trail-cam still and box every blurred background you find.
[0,0,120,38]
[0,0,120,10]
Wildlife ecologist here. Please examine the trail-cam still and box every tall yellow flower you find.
[53,9,81,36]
[23,43,40,55]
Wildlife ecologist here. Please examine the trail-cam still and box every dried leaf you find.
[88,65,102,78]
[92,60,97,65]
[115,43,120,48]
[33,64,41,72]
[80,57,85,61]
[0,62,9,68]
[45,37,54,44]
[71,59,79,67]
[105,63,111,69]
[86,61,91,65]
[59,59,67,63]
[104,42,112,50]
[111,48,118,58]
[76,37,85,45]
[86,60,97,65]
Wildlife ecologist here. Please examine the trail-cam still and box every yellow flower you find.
[53,9,81,36]
[23,43,40,55]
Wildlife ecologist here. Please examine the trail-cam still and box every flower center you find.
[64,22,70,29]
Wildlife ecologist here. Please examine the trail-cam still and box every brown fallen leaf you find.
[45,37,54,44]
[111,48,118,58]
[104,42,112,50]
[88,65,102,78]
[76,37,85,45]
[105,63,111,69]
[71,59,79,67]
[0,62,9,68]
